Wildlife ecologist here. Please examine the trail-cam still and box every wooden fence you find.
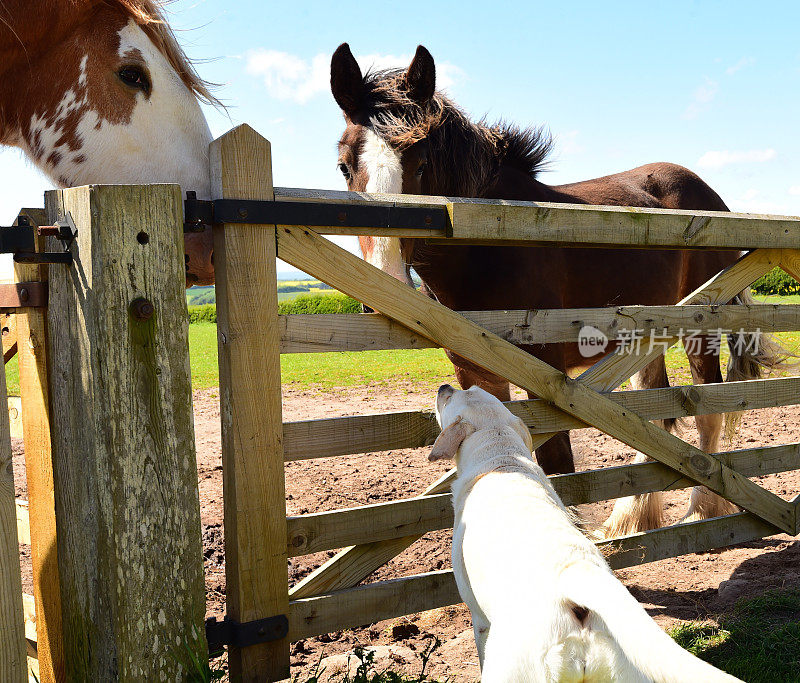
[5,122,800,681]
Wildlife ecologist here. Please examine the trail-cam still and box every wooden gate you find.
[6,123,800,681]
[209,125,800,679]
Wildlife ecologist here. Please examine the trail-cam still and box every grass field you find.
[6,300,797,395]
[669,589,800,682]
[185,321,800,392]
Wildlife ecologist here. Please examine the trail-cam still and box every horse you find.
[329,43,788,536]
[0,0,216,286]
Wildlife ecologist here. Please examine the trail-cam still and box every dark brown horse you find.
[330,43,786,536]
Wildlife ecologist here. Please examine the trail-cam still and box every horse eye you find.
[415,161,427,178]
[118,66,151,94]
[338,162,351,180]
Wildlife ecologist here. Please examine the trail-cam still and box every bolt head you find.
[130,298,154,321]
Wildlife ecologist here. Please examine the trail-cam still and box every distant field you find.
[187,280,333,306]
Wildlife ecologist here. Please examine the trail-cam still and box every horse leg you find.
[681,339,739,522]
[448,352,512,401]
[601,358,668,538]
[525,344,575,474]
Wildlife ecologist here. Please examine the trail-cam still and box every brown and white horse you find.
[330,43,787,535]
[0,0,216,285]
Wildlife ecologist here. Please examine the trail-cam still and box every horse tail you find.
[724,288,796,439]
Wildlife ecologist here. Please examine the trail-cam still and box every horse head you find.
[0,0,216,286]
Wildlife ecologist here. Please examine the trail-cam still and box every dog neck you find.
[451,427,546,509]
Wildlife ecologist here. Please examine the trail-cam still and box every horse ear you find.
[331,43,364,116]
[406,45,436,104]
[428,417,476,461]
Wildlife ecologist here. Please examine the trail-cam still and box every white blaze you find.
[361,128,413,286]
[22,20,212,198]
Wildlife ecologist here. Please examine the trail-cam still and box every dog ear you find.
[510,416,533,453]
[428,416,476,461]
[331,43,364,116]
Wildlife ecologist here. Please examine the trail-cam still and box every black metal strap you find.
[184,194,448,233]
[2,215,75,264]
[205,614,289,653]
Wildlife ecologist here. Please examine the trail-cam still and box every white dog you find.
[429,384,739,682]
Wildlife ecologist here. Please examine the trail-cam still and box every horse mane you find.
[112,0,221,106]
[363,68,552,196]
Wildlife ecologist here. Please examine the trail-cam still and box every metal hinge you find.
[183,191,448,233]
[0,282,48,309]
[3,214,76,264]
[205,614,289,654]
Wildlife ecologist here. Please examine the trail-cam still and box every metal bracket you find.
[205,614,289,653]
[6,215,74,265]
[0,282,48,309]
[184,192,448,233]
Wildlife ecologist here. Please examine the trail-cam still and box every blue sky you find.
[2,0,799,272]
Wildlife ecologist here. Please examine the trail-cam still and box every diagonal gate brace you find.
[277,228,795,537]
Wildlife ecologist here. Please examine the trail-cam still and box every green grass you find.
[188,323,222,390]
[755,293,800,305]
[669,589,800,682]
[188,322,455,391]
[184,322,800,393]
[29,295,795,395]
[5,355,18,396]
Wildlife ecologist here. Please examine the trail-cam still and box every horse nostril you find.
[210,251,214,266]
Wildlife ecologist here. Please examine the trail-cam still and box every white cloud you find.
[726,57,755,75]
[556,130,583,156]
[683,78,718,119]
[729,188,792,215]
[696,148,777,169]
[245,49,464,103]
[245,50,329,104]
[789,185,800,196]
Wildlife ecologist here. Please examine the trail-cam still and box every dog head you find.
[428,384,534,461]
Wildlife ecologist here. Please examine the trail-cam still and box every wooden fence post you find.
[14,209,65,682]
[45,185,207,681]
[0,308,26,680]
[210,125,290,680]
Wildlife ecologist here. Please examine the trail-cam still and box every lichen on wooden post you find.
[45,184,207,681]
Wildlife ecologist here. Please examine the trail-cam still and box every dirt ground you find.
[14,381,800,681]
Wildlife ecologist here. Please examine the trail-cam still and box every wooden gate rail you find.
[15,206,63,681]
[287,496,798,642]
[270,186,800,250]
[279,303,800,353]
[277,230,794,526]
[0,296,26,679]
[286,442,800,557]
[287,246,783,599]
[282,376,800,461]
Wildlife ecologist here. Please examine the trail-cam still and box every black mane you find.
[361,68,553,196]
